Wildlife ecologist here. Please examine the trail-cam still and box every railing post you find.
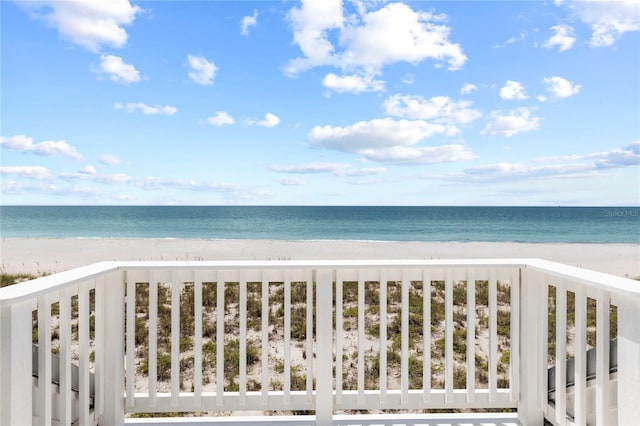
[0,300,33,425]
[617,296,640,425]
[99,270,125,425]
[518,267,544,425]
[315,268,333,425]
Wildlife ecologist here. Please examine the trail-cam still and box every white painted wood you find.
[617,296,640,425]
[445,270,454,404]
[423,269,431,403]
[102,270,125,425]
[540,275,549,416]
[466,269,476,403]
[3,259,640,424]
[488,270,497,403]
[216,275,224,408]
[401,270,410,405]
[595,289,610,426]
[126,273,136,409]
[555,280,567,425]
[315,268,333,425]
[0,299,32,425]
[379,269,388,404]
[261,273,269,406]
[284,271,291,404]
[79,283,91,424]
[358,271,365,404]
[171,273,180,407]
[574,283,587,426]
[517,267,544,425]
[239,274,247,406]
[335,270,343,404]
[149,274,158,407]
[59,287,73,425]
[37,294,52,425]
[305,271,313,403]
[194,274,203,407]
[509,268,519,403]
[94,275,105,418]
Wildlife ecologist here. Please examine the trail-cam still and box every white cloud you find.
[308,118,474,165]
[187,55,217,85]
[271,162,387,176]
[1,134,83,159]
[79,165,97,175]
[114,102,177,115]
[492,31,528,48]
[249,113,280,128]
[207,111,235,126]
[285,1,466,78]
[100,154,122,165]
[61,171,133,184]
[482,108,541,137]
[384,94,482,125]
[561,0,640,47]
[276,177,306,186]
[0,166,52,180]
[460,83,477,95]
[543,25,576,51]
[442,142,639,183]
[542,76,581,99]
[95,54,140,84]
[499,80,527,100]
[322,72,385,93]
[241,9,258,36]
[18,0,142,52]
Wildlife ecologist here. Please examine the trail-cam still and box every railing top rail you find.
[2,258,638,305]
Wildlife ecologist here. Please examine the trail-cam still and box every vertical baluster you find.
[540,277,549,415]
[261,272,269,406]
[357,271,365,404]
[379,270,387,404]
[555,281,567,424]
[171,272,180,406]
[0,299,32,425]
[193,270,202,407]
[401,270,409,404]
[216,275,224,408]
[445,269,453,404]
[37,294,52,425]
[306,271,313,403]
[335,270,343,405]
[510,268,520,402]
[574,284,587,425]
[149,274,158,407]
[596,290,610,425]
[423,269,431,404]
[239,273,247,405]
[284,271,291,404]
[79,283,91,424]
[94,276,105,418]
[488,270,497,402]
[466,270,476,403]
[125,274,135,409]
[194,273,203,407]
[59,287,73,424]
[315,268,333,425]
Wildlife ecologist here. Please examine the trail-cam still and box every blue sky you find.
[1,0,639,206]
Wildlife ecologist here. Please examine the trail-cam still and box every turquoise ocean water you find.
[0,206,639,243]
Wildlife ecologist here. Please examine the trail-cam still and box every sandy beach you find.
[1,238,638,278]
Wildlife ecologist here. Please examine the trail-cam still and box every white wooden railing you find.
[1,259,639,425]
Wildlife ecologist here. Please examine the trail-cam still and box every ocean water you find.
[0,206,639,243]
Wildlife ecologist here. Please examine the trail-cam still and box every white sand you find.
[1,238,638,278]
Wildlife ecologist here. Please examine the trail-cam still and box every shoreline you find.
[1,237,638,278]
